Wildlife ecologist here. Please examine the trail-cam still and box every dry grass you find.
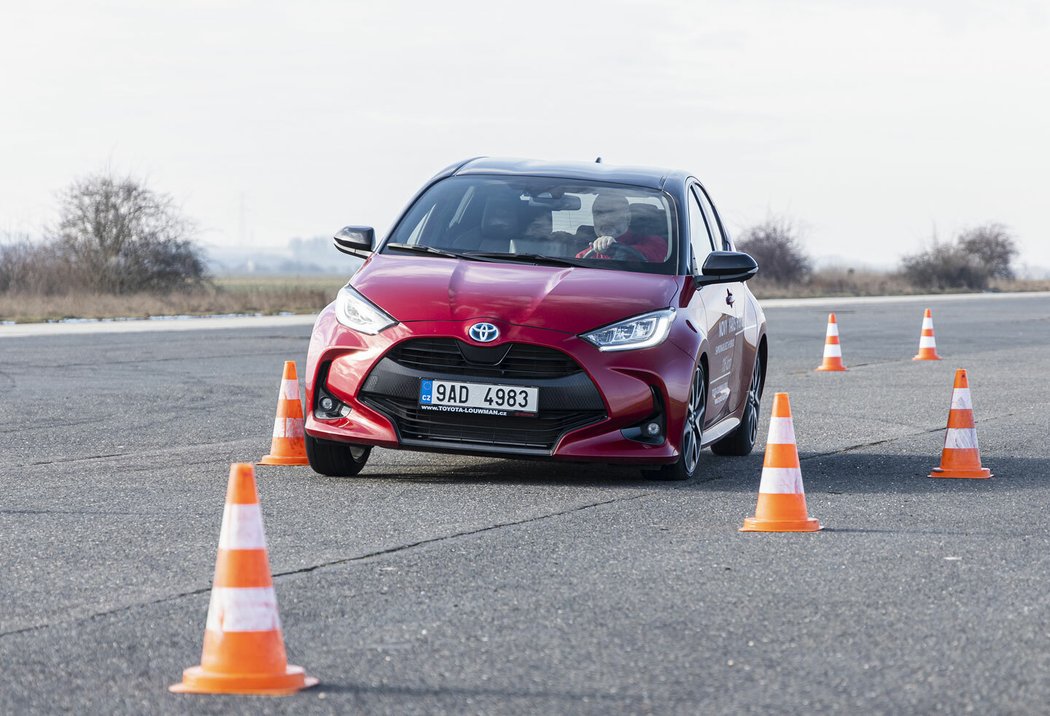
[0,275,347,323]
[2,271,1048,324]
[748,269,1050,300]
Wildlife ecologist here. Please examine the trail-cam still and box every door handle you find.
[726,289,735,306]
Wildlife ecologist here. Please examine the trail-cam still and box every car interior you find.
[446,193,671,261]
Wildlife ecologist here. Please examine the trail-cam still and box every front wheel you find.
[305,434,371,477]
[711,349,764,456]
[644,361,706,481]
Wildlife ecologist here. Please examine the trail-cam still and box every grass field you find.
[2,272,1048,323]
[0,275,347,323]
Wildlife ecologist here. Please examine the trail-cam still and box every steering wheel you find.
[580,240,649,262]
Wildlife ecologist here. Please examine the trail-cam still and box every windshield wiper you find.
[385,243,494,261]
[465,252,592,268]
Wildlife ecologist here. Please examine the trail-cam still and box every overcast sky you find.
[1,0,1047,269]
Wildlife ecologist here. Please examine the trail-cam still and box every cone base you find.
[929,467,992,479]
[170,665,318,696]
[815,365,846,372]
[740,517,822,532]
[258,455,309,466]
[912,354,942,361]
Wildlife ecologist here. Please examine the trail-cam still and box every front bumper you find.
[304,306,696,464]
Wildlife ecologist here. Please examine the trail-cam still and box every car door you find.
[694,184,747,415]
[686,183,742,423]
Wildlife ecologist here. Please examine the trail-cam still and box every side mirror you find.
[696,251,759,285]
[333,226,376,257]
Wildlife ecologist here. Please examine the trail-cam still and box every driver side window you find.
[688,187,715,272]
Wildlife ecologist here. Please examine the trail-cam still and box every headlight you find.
[581,308,675,352]
[334,285,397,334]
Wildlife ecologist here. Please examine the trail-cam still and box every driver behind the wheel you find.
[577,193,667,262]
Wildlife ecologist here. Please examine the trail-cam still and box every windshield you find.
[382,176,678,274]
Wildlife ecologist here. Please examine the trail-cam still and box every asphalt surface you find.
[1,293,1049,714]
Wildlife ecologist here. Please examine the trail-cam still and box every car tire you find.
[305,434,371,477]
[711,349,764,457]
[644,361,706,481]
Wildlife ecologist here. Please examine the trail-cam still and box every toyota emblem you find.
[468,322,500,343]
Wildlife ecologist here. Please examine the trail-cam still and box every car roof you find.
[445,157,691,191]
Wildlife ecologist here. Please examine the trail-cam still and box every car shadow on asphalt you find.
[363,458,657,488]
[358,451,1041,495]
[311,680,645,708]
[682,451,1040,495]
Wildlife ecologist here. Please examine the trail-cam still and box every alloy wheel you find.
[745,356,763,445]
[682,364,706,475]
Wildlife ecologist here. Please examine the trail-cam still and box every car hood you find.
[352,255,682,334]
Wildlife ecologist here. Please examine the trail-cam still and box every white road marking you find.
[0,313,318,338]
[763,291,1050,309]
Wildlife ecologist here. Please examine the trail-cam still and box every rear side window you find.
[688,188,715,271]
[694,184,729,250]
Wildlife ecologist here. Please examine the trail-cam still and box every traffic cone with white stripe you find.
[741,393,821,532]
[929,369,991,479]
[815,313,847,371]
[171,463,318,695]
[259,361,309,466]
[913,308,942,361]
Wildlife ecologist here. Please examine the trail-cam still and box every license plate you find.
[419,379,539,415]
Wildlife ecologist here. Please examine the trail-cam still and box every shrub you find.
[957,223,1017,280]
[0,239,78,294]
[735,217,811,285]
[899,224,1017,290]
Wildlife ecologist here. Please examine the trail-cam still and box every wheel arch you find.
[757,333,768,397]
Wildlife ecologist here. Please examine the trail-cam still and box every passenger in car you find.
[577,194,667,262]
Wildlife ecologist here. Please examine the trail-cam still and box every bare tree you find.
[736,216,811,285]
[50,172,206,293]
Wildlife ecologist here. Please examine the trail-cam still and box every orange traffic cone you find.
[815,313,847,371]
[259,361,309,466]
[913,308,942,361]
[171,464,318,695]
[741,393,821,532]
[929,369,991,479]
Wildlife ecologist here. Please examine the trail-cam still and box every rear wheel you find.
[305,434,371,477]
[645,361,706,481]
[711,349,764,457]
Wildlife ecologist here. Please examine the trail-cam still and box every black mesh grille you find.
[361,396,603,451]
[388,338,580,379]
[361,338,605,452]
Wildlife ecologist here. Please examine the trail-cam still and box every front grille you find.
[389,338,580,379]
[361,396,603,451]
[360,338,606,453]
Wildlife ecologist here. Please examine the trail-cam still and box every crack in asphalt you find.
[0,508,199,516]
[0,492,651,641]
[9,439,258,469]
[798,410,1021,461]
[0,406,1024,639]
[315,680,649,704]
[9,349,300,371]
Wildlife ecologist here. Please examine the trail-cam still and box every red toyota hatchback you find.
[304,158,767,480]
